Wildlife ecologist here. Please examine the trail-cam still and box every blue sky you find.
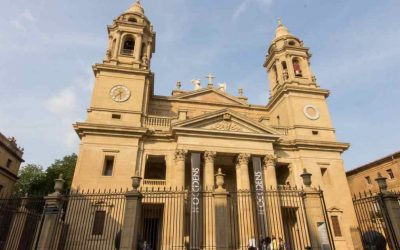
[0,0,399,170]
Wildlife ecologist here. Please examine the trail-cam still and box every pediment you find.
[174,89,246,105]
[173,109,280,136]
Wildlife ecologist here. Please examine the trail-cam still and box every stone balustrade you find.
[143,115,173,130]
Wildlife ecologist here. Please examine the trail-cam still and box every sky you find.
[0,0,399,170]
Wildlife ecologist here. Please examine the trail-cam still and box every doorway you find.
[141,204,164,250]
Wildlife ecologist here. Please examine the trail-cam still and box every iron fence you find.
[49,189,127,250]
[137,186,330,250]
[0,194,45,250]
[0,187,334,250]
[352,190,400,250]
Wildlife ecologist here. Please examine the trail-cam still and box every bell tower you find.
[103,0,155,70]
[84,0,156,128]
[264,20,337,141]
[264,19,317,98]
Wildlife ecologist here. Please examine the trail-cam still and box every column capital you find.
[174,149,187,161]
[263,154,277,168]
[204,151,216,163]
[236,153,250,166]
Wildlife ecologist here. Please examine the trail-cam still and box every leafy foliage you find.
[13,153,77,196]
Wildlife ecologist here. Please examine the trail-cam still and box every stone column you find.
[214,168,232,249]
[134,35,143,61]
[37,175,65,250]
[236,153,251,190]
[301,169,330,250]
[203,151,216,248]
[235,153,255,249]
[263,154,277,189]
[204,151,216,190]
[168,149,186,248]
[112,32,121,60]
[286,54,295,80]
[174,149,187,188]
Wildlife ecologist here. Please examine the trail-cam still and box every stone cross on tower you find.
[206,73,215,88]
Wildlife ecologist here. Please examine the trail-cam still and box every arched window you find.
[292,58,302,77]
[121,35,135,55]
[128,17,137,23]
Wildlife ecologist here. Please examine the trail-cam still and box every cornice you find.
[74,122,147,139]
[92,63,154,77]
[275,139,349,153]
[346,151,400,176]
[0,138,24,162]
[87,107,142,114]
[266,85,330,111]
[0,166,18,181]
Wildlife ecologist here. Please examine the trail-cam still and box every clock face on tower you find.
[110,85,131,102]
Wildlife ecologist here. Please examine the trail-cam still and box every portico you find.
[170,109,280,191]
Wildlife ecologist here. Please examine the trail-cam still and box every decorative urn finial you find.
[215,168,225,190]
[131,176,142,190]
[54,173,65,194]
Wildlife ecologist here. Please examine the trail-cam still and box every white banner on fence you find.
[190,153,201,249]
[252,156,269,238]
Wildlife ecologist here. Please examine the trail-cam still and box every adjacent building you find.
[347,151,400,195]
[0,132,24,195]
[70,1,360,249]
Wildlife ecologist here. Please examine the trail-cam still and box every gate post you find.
[213,168,232,249]
[301,169,332,250]
[376,173,400,247]
[36,174,65,250]
[120,176,143,250]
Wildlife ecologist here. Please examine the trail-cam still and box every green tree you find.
[44,153,77,193]
[13,164,46,196]
[13,153,78,196]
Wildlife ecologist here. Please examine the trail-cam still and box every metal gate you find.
[352,191,400,250]
[139,187,334,249]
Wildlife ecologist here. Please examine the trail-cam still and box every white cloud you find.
[9,8,36,31]
[232,0,273,21]
[47,88,77,115]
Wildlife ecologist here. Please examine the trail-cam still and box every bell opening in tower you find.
[121,35,135,55]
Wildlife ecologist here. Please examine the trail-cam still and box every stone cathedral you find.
[71,1,359,249]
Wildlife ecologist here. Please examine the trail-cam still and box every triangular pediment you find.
[173,109,280,136]
[174,89,246,105]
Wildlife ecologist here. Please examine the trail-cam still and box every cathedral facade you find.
[71,1,359,249]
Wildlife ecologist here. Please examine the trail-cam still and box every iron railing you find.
[352,190,400,250]
[0,194,45,250]
[0,187,334,250]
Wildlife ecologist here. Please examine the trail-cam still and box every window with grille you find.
[92,210,106,235]
[331,216,342,237]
